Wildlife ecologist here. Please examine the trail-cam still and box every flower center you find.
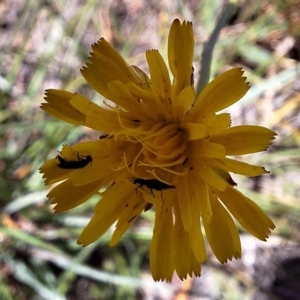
[115,117,189,179]
[140,123,187,165]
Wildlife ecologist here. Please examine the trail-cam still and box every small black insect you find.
[56,153,92,169]
[133,178,175,201]
[99,133,114,139]
[99,133,109,139]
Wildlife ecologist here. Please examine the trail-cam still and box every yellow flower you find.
[40,19,276,282]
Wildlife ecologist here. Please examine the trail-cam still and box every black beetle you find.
[133,178,175,201]
[56,153,92,169]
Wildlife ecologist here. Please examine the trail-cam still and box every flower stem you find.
[195,2,237,98]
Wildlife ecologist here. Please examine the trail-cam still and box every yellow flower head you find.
[40,19,276,282]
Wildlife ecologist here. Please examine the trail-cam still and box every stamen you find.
[137,137,181,159]
[111,163,126,172]
[114,131,139,143]
[150,134,179,150]
[121,154,139,177]
[111,154,137,176]
[159,166,189,176]
[138,155,187,168]
[145,124,176,141]
[137,123,164,142]
[117,112,145,135]
[163,143,187,158]
[131,147,144,174]
[117,111,130,131]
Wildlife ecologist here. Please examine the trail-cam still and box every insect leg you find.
[161,191,164,205]
[76,152,81,161]
[150,189,155,198]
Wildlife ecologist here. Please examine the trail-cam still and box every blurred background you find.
[0,0,300,299]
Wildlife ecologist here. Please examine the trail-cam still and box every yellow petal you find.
[78,183,134,246]
[81,38,137,100]
[41,90,86,125]
[110,193,145,246]
[69,93,105,116]
[40,145,77,186]
[168,19,194,98]
[40,158,72,185]
[181,122,206,140]
[210,125,276,155]
[40,140,114,186]
[85,108,121,132]
[68,140,119,186]
[207,157,268,177]
[189,175,212,222]
[70,156,114,186]
[106,80,147,115]
[91,38,131,69]
[189,203,206,263]
[150,204,174,282]
[202,191,241,263]
[213,168,237,186]
[177,180,207,263]
[47,179,102,213]
[173,86,195,122]
[208,113,231,135]
[189,68,249,119]
[126,81,161,114]
[193,139,226,158]
[193,159,228,191]
[69,140,108,155]
[172,204,201,279]
[146,50,171,102]
[217,185,275,240]
[130,65,151,89]
[176,178,193,232]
